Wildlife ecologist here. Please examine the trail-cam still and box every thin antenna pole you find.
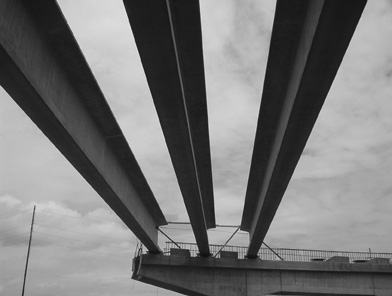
[21,205,36,296]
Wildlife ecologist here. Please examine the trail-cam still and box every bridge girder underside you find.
[240,0,367,258]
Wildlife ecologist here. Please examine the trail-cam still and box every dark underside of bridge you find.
[2,0,391,295]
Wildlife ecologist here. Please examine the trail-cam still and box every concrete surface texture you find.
[133,253,392,296]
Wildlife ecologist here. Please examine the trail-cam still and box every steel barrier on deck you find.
[164,242,392,263]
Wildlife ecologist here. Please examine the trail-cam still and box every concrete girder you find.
[0,0,166,252]
[240,0,367,258]
[123,0,214,255]
[133,254,392,296]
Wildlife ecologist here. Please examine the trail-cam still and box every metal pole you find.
[214,226,240,258]
[21,205,36,296]
[167,221,240,228]
[262,241,284,261]
[158,227,182,249]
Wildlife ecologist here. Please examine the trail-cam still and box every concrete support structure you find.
[241,0,367,258]
[0,0,166,252]
[133,254,392,296]
[123,0,214,256]
[2,1,382,294]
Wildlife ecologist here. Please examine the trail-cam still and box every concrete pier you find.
[133,253,392,296]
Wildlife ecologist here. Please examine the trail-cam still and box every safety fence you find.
[164,242,392,263]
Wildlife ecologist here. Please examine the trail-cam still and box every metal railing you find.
[164,242,392,263]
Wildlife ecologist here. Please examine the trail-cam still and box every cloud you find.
[0,194,22,207]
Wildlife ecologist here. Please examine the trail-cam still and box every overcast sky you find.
[1,1,392,295]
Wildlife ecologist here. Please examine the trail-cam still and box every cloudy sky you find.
[1,0,392,295]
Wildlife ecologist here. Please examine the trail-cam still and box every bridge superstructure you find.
[2,0,390,295]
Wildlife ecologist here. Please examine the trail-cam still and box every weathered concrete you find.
[327,256,350,263]
[133,254,392,296]
[123,0,214,256]
[0,0,166,252]
[241,0,367,258]
[171,248,191,258]
[221,251,239,259]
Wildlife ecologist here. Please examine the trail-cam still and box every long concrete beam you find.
[123,0,214,255]
[133,254,392,296]
[0,0,166,252]
[241,0,367,258]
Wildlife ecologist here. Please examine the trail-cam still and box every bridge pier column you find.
[132,253,392,296]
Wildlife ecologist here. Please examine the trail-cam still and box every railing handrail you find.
[169,241,391,255]
[164,242,392,262]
